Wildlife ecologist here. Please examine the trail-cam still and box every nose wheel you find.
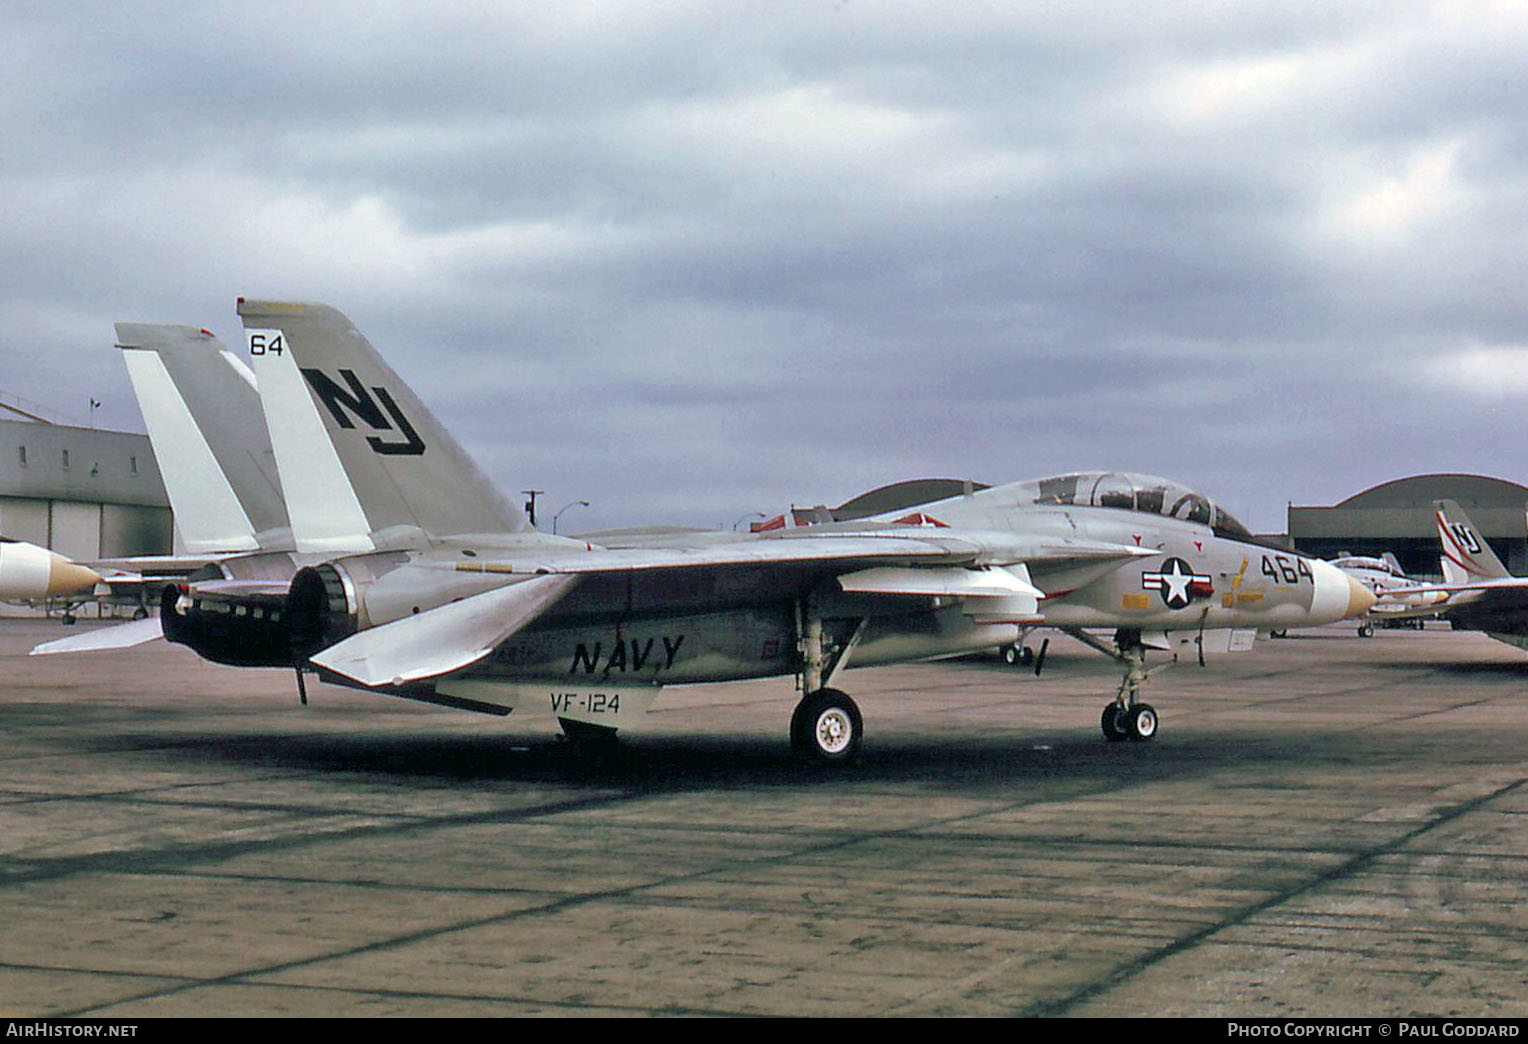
[1102,701,1157,742]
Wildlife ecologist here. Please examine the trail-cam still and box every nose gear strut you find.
[1063,627,1166,742]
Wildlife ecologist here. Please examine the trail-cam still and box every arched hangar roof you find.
[1288,473,1528,575]
[1336,473,1528,509]
[833,478,990,519]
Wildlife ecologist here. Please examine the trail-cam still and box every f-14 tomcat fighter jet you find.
[49,300,1373,761]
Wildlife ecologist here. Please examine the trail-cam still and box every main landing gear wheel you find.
[558,719,621,767]
[1101,702,1158,742]
[1001,643,1035,667]
[1101,703,1128,741]
[790,688,862,763]
[1126,703,1157,741]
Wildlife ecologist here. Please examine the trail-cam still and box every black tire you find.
[1126,703,1158,742]
[1001,644,1036,668]
[791,688,862,763]
[1101,703,1128,742]
[559,720,620,768]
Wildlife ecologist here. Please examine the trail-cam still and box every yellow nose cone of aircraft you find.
[1307,557,1378,624]
[47,555,102,597]
[1345,575,1378,619]
[1,540,100,600]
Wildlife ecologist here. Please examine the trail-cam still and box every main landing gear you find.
[790,596,868,764]
[1001,642,1035,667]
[1064,627,1163,743]
[790,688,863,762]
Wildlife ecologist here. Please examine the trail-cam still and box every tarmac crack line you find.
[0,789,638,888]
[1013,774,1528,1018]
[54,783,1143,1018]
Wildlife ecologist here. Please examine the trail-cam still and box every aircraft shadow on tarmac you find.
[1360,655,1528,677]
[87,724,1416,793]
[1425,659,1528,677]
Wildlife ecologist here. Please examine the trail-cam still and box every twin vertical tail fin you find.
[236,300,528,553]
[116,323,289,553]
[1434,500,1510,582]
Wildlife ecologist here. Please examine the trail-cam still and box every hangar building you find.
[0,411,171,564]
[1287,474,1528,577]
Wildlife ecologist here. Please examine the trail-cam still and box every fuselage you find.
[160,471,1370,691]
[442,472,1369,688]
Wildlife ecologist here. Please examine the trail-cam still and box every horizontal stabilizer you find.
[182,579,296,600]
[311,573,577,687]
[31,617,164,656]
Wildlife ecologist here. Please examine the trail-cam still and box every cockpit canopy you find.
[1015,471,1254,541]
[1330,555,1403,577]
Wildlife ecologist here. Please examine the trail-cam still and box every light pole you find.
[521,489,544,527]
[733,511,768,531]
[553,500,590,534]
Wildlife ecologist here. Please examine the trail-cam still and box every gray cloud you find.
[5,1,1528,534]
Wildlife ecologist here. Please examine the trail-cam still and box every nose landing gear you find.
[1101,700,1157,742]
[1066,628,1165,743]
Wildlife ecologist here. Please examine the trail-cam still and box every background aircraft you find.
[1329,553,1445,636]
[40,300,1372,762]
[1394,499,1528,651]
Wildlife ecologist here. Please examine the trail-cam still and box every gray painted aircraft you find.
[1329,553,1444,636]
[39,300,1374,760]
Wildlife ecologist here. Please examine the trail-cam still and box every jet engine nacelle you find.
[160,581,296,667]
[286,553,520,662]
[159,551,306,667]
[162,550,533,668]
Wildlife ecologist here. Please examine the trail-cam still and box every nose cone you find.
[47,555,102,596]
[1307,558,1376,623]
[1344,575,1378,619]
[1,541,98,600]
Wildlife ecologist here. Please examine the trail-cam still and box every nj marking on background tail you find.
[1434,499,1510,582]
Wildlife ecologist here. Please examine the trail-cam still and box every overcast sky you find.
[4,1,1527,535]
